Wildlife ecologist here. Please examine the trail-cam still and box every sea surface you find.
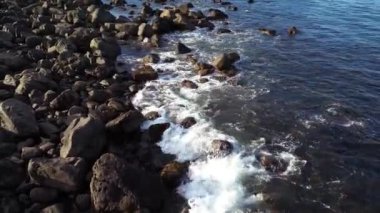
[111,0,380,212]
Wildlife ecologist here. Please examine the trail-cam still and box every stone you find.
[25,35,43,48]
[41,203,65,213]
[138,23,154,38]
[21,147,43,160]
[0,98,39,137]
[0,52,30,71]
[194,62,214,76]
[75,194,91,211]
[50,89,80,110]
[0,158,25,188]
[181,80,198,89]
[143,53,160,64]
[28,157,87,192]
[212,52,240,71]
[60,116,106,161]
[145,111,160,120]
[207,9,228,20]
[132,65,158,82]
[257,154,288,173]
[39,121,59,138]
[176,42,192,54]
[69,27,99,52]
[0,143,16,158]
[15,71,58,96]
[90,37,121,60]
[160,161,187,189]
[90,153,165,212]
[149,123,170,143]
[106,110,144,134]
[180,117,196,128]
[29,187,58,203]
[288,26,298,36]
[259,28,277,36]
[217,28,232,34]
[210,140,233,157]
[90,8,116,25]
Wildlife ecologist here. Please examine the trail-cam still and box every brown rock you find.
[160,161,187,189]
[180,117,196,128]
[210,140,233,157]
[132,65,158,82]
[181,80,198,89]
[106,110,144,134]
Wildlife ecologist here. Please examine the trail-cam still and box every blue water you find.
[114,0,380,212]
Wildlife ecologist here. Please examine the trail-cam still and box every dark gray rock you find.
[29,187,58,203]
[21,147,43,160]
[106,110,144,134]
[50,89,80,110]
[0,158,25,188]
[176,42,192,54]
[90,37,121,60]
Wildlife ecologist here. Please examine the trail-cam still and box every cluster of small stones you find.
[0,0,290,212]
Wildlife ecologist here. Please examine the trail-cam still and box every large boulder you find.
[28,157,87,192]
[0,98,39,137]
[90,153,165,212]
[0,158,25,188]
[60,116,106,160]
[106,110,144,134]
[90,37,121,60]
[131,65,158,82]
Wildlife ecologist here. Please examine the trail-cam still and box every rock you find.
[0,196,22,213]
[28,157,87,192]
[75,194,91,211]
[210,140,233,157]
[0,52,30,71]
[111,0,125,6]
[90,37,121,60]
[180,117,196,128]
[114,22,139,35]
[69,27,99,52]
[257,154,288,173]
[132,65,158,82]
[259,28,276,36]
[173,14,196,31]
[50,89,80,110]
[143,53,160,64]
[52,38,77,54]
[39,121,59,138]
[145,111,160,120]
[91,153,165,212]
[176,42,192,54]
[0,98,39,137]
[160,161,187,189]
[194,62,214,76]
[88,89,111,103]
[106,110,144,134]
[288,26,298,36]
[217,28,232,34]
[0,143,16,158]
[29,187,58,203]
[212,52,240,71]
[0,158,25,188]
[60,116,106,161]
[0,89,13,100]
[25,35,43,48]
[138,23,154,38]
[37,23,56,35]
[90,8,116,25]
[21,147,43,160]
[15,71,58,96]
[178,3,193,15]
[149,123,170,142]
[207,9,228,20]
[181,80,198,89]
[41,203,65,213]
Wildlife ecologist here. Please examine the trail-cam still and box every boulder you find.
[210,140,233,157]
[90,37,121,60]
[212,52,240,71]
[132,65,158,82]
[89,8,116,25]
[194,62,214,76]
[180,117,196,128]
[21,147,43,160]
[69,27,99,52]
[0,98,39,137]
[0,158,25,188]
[138,23,154,38]
[207,9,228,20]
[25,35,43,48]
[106,110,144,134]
[257,154,288,173]
[60,116,106,160]
[160,161,187,189]
[28,157,87,192]
[176,42,192,54]
[144,111,160,120]
[149,123,170,142]
[181,80,198,89]
[15,71,58,95]
[0,52,30,71]
[50,89,80,110]
[90,153,165,212]
[75,194,91,211]
[29,187,58,203]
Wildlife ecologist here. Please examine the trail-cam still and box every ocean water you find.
[112,0,380,212]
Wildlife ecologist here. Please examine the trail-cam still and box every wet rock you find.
[132,65,158,82]
[207,9,228,20]
[143,53,160,64]
[90,37,121,60]
[199,78,209,83]
[181,80,198,89]
[0,158,25,188]
[149,123,170,142]
[29,187,58,203]
[21,147,43,160]
[88,89,111,103]
[145,111,160,120]
[106,110,144,134]
[176,42,192,54]
[160,161,187,189]
[50,89,80,110]
[28,157,87,192]
[217,28,232,34]
[212,52,240,71]
[180,117,197,128]
[288,26,298,36]
[60,116,106,161]
[257,154,288,173]
[194,62,214,76]
[89,8,116,25]
[259,28,277,36]
[173,13,196,31]
[69,27,99,52]
[138,23,154,38]
[15,71,58,95]
[0,98,39,137]
[75,193,91,211]
[210,140,233,157]
[91,153,165,212]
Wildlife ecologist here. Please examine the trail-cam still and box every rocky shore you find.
[0,0,252,212]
